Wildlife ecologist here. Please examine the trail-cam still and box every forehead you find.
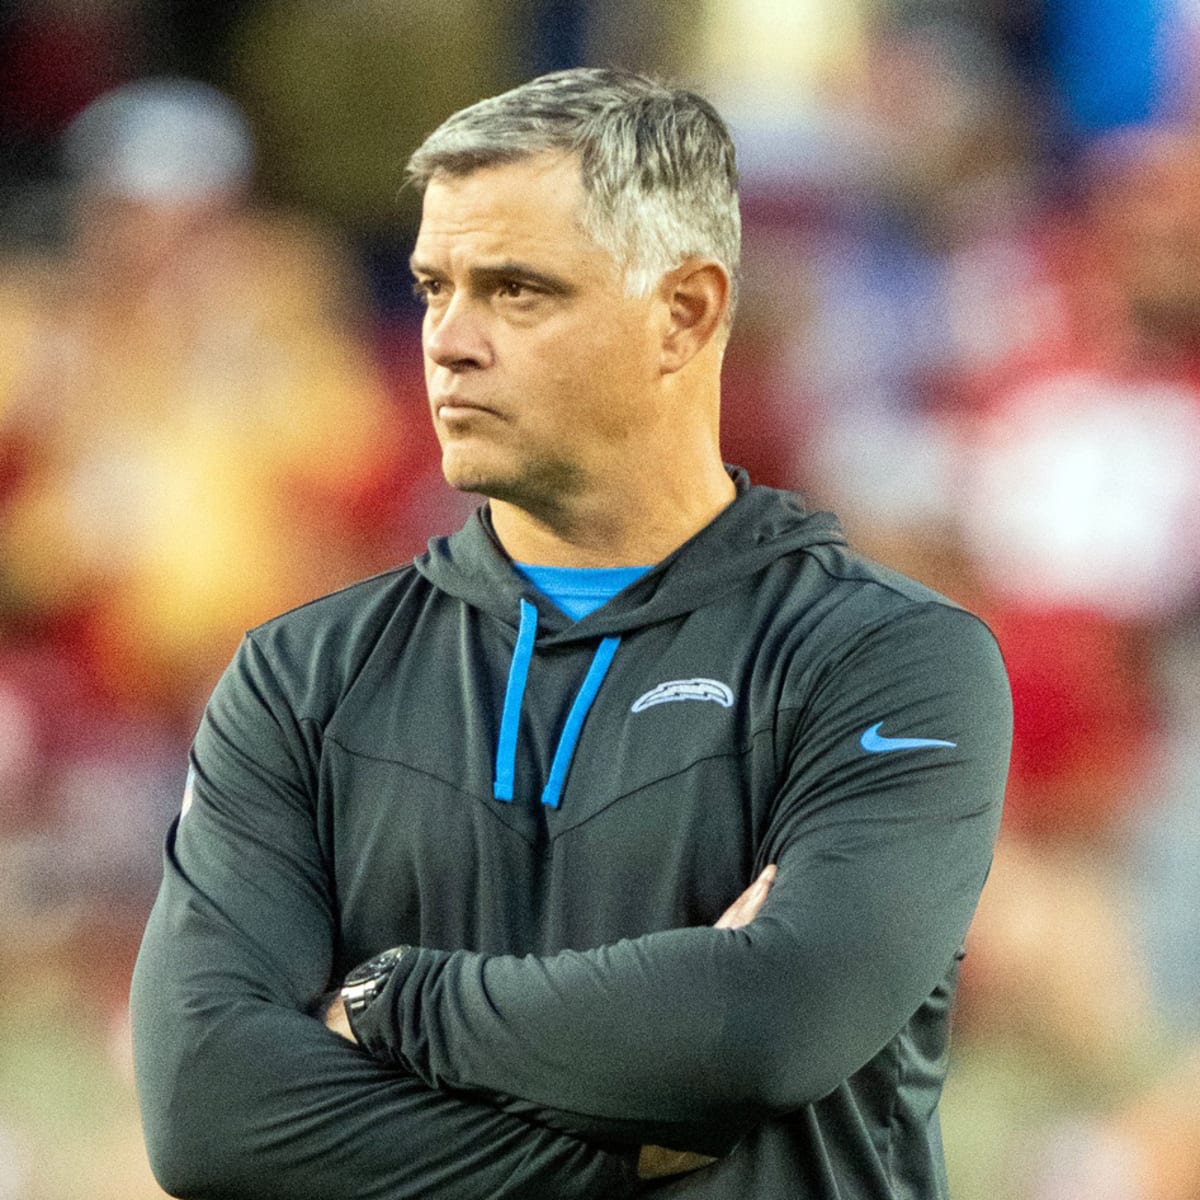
[414,152,603,269]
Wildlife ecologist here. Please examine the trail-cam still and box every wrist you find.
[340,945,413,1041]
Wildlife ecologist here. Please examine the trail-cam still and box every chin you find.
[440,447,583,510]
[440,446,515,499]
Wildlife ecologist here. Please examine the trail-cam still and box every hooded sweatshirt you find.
[131,470,1011,1200]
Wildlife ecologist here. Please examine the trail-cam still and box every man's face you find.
[411,153,662,513]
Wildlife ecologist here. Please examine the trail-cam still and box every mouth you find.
[433,396,501,421]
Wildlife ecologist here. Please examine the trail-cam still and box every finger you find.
[715,869,768,929]
[713,864,777,929]
[740,863,776,921]
[713,885,751,930]
[322,998,357,1044]
[637,1145,718,1179]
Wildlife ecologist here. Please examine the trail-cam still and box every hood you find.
[414,467,846,811]
[414,467,846,645]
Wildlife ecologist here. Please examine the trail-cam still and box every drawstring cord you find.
[493,599,538,802]
[492,599,620,809]
[541,635,619,810]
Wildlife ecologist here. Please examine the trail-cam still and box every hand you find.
[714,864,777,929]
[637,1143,719,1179]
[636,865,779,1180]
[322,994,357,1044]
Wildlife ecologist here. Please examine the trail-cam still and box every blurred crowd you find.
[1,2,1199,1198]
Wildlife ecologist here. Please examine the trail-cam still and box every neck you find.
[491,351,734,565]
[490,456,736,566]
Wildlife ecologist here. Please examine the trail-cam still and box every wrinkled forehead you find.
[414,152,605,269]
[420,150,584,216]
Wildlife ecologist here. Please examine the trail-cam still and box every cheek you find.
[556,315,654,389]
[550,345,627,401]
[562,370,645,444]
[501,309,656,436]
[422,315,439,378]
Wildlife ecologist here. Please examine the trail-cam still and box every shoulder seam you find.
[787,584,999,719]
[246,561,418,634]
[803,545,965,612]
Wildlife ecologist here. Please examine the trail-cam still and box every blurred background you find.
[1,1,1198,1197]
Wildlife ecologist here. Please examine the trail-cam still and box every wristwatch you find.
[339,945,411,1020]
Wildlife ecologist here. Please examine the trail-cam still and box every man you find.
[131,68,1011,1198]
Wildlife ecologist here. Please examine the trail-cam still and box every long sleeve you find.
[129,635,639,1200]
[348,604,1012,1155]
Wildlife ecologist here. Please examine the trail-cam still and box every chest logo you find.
[631,678,735,713]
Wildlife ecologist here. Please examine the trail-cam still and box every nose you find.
[424,293,492,372]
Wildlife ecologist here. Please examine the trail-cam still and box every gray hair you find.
[407,67,741,321]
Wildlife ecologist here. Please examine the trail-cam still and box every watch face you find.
[344,948,405,987]
[341,945,410,1017]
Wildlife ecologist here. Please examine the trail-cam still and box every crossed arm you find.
[132,814,650,1199]
[133,791,771,1199]
[311,770,1002,1158]
[321,867,779,1180]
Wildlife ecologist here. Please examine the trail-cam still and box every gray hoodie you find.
[131,469,1011,1199]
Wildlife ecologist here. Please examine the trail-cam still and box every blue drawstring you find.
[541,635,619,810]
[493,599,538,802]
[492,600,620,809]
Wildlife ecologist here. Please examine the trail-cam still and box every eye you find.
[412,278,442,303]
[498,279,530,299]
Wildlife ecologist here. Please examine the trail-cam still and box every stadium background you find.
[1,1,1199,1196]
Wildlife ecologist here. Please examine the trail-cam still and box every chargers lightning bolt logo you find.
[631,678,734,713]
[860,722,956,753]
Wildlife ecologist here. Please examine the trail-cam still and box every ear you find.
[658,259,731,374]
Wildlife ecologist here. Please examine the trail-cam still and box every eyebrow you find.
[408,257,577,296]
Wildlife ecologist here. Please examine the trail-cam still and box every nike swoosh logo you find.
[860,722,957,753]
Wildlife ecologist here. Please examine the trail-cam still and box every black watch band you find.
[340,945,411,1020]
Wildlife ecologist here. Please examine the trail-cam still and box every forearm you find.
[132,889,639,1199]
[351,926,765,1153]
[349,797,996,1153]
[142,641,643,1196]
